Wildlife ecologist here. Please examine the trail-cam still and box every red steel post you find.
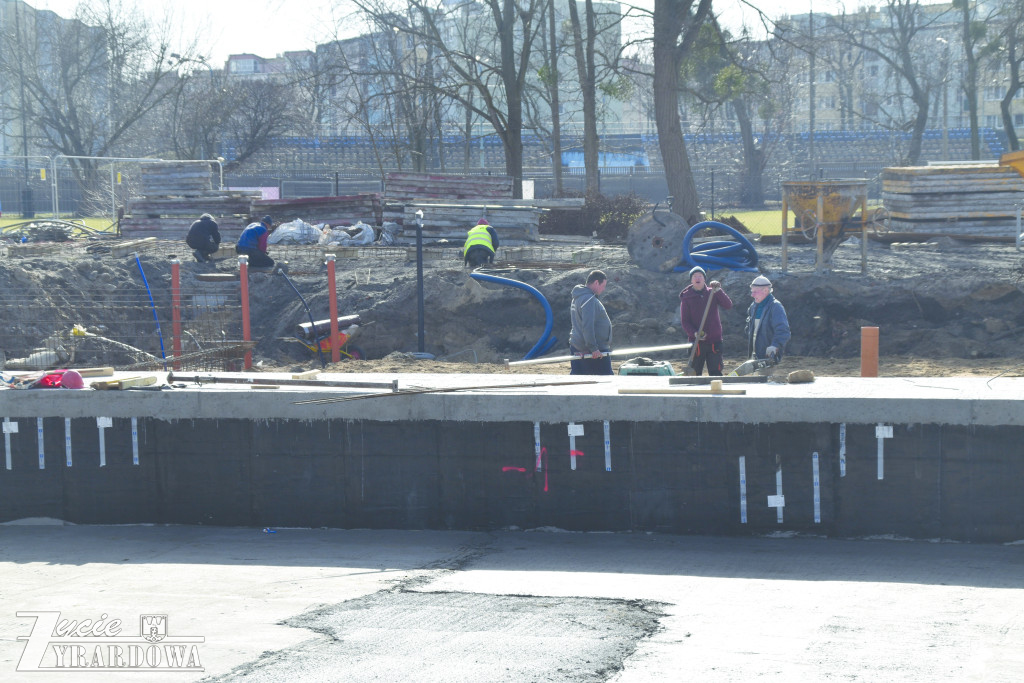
[326,254,340,363]
[239,255,251,370]
[171,258,182,370]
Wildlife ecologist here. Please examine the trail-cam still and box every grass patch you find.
[712,209,784,236]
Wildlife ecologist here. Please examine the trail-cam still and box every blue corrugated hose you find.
[469,273,556,360]
[674,220,759,273]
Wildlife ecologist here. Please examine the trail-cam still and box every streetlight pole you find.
[938,37,950,159]
[415,210,425,353]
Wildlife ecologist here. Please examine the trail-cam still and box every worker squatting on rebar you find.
[236,215,275,269]
[463,219,499,268]
[186,213,221,263]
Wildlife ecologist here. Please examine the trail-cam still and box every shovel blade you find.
[728,359,761,377]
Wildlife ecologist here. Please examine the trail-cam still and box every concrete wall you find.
[1,394,1021,542]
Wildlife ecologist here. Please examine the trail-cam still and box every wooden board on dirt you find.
[91,375,159,390]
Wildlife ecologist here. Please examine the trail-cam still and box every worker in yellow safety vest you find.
[463,219,500,268]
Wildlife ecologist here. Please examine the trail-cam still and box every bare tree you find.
[163,69,232,160]
[353,0,546,198]
[567,0,600,197]
[993,0,1024,151]
[0,0,197,160]
[223,80,297,168]
[833,0,952,165]
[955,0,1001,159]
[285,50,344,136]
[532,0,566,194]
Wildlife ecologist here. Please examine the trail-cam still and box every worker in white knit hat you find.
[745,275,791,362]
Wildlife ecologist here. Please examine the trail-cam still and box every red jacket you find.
[679,284,733,342]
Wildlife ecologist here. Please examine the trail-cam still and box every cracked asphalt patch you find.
[206,590,664,682]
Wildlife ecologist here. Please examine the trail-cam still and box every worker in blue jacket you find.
[745,275,791,362]
[236,215,275,268]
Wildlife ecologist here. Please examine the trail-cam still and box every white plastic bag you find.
[318,221,376,246]
[268,218,321,245]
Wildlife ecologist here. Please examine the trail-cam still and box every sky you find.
[26,0,839,67]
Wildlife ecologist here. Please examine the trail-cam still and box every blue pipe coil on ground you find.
[675,221,760,273]
[470,273,556,360]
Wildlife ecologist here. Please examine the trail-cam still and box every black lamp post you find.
[415,210,425,353]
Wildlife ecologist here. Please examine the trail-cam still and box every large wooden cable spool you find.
[627,210,690,272]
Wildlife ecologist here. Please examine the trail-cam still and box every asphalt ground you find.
[0,524,1021,682]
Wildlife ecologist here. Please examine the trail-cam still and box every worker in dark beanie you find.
[186,213,221,263]
[679,265,732,375]
[235,215,275,269]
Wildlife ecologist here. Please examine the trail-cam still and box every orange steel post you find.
[239,255,252,370]
[326,254,340,363]
[171,258,182,370]
[861,326,879,377]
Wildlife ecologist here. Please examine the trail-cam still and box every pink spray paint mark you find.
[502,466,527,473]
[540,447,548,492]
[570,450,584,458]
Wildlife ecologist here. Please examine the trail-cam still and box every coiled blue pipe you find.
[470,273,556,360]
[674,220,759,273]
[134,252,167,371]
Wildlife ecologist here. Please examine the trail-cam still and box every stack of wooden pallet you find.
[120,161,259,241]
[138,161,214,196]
[382,172,513,224]
[251,194,382,226]
[403,202,541,242]
[882,163,1024,235]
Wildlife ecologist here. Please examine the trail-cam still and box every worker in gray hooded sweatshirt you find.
[568,269,613,375]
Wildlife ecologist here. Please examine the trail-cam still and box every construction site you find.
[0,158,1022,538]
[1,158,1024,681]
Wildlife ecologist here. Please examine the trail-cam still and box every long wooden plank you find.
[91,375,159,390]
[618,387,747,395]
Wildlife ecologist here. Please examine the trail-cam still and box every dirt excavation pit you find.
[1,235,1023,378]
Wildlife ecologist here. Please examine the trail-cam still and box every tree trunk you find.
[548,0,563,195]
[496,0,525,198]
[653,0,706,224]
[733,98,764,207]
[962,2,980,160]
[569,0,600,198]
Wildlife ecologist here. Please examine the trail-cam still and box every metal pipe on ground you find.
[505,343,692,369]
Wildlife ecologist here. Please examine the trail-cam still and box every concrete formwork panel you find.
[2,377,1023,542]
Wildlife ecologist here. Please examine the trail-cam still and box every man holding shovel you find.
[679,266,733,375]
